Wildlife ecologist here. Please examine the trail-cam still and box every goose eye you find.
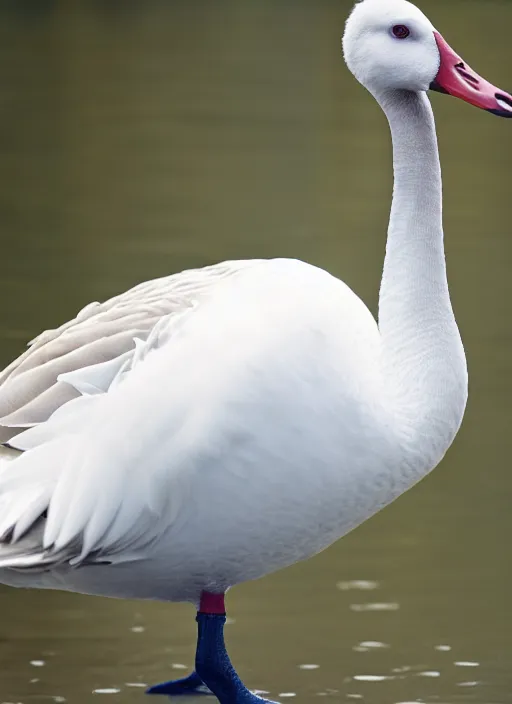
[392,25,410,39]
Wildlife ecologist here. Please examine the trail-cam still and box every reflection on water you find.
[0,576,510,700]
[0,0,511,702]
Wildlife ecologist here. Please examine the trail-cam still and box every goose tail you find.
[0,438,75,571]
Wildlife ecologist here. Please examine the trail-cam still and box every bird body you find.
[0,257,429,602]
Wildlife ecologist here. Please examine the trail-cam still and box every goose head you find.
[343,0,512,117]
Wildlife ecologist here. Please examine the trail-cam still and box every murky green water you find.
[0,0,511,701]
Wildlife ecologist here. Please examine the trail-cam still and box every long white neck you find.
[377,90,467,467]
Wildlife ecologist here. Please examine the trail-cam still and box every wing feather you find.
[0,259,260,436]
[0,258,262,568]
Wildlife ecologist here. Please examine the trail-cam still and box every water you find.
[0,0,511,701]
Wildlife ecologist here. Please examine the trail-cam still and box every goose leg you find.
[147,592,275,703]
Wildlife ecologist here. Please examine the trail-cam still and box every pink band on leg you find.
[199,591,226,614]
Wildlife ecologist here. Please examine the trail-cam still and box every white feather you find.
[0,439,63,542]
[7,396,98,452]
[57,351,134,396]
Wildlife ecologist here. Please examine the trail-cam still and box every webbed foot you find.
[147,670,211,696]
[146,592,276,703]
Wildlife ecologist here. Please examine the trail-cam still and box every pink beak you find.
[430,32,512,118]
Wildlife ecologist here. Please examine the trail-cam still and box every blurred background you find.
[0,0,511,702]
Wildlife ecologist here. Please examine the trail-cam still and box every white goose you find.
[0,0,510,701]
